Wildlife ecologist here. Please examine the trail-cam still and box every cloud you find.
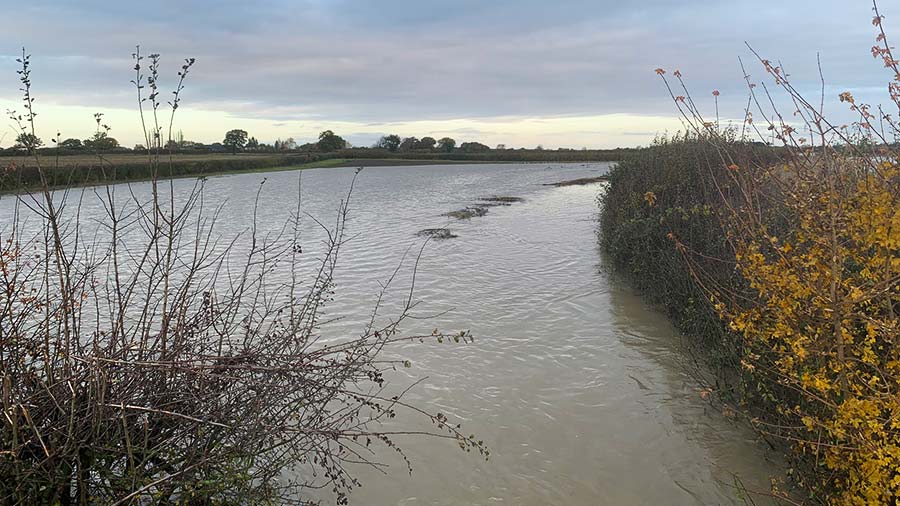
[0,0,896,147]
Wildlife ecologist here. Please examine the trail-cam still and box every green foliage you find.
[603,137,728,351]
[599,133,780,387]
[459,141,490,153]
[317,130,346,152]
[399,136,418,151]
[83,131,119,151]
[437,137,456,152]
[59,138,82,150]
[375,134,401,152]
[418,136,436,149]
[223,129,249,154]
[14,133,42,152]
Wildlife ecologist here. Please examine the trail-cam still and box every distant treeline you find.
[2,129,637,159]
[334,147,632,162]
[0,144,634,162]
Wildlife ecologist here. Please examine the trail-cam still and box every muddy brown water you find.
[1,162,781,505]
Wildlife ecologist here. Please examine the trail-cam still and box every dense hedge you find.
[598,135,886,503]
[600,137,756,378]
[599,135,801,409]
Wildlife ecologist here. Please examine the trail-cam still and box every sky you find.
[0,0,896,149]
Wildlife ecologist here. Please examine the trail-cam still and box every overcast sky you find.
[0,0,895,149]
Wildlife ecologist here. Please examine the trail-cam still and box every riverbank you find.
[0,152,614,193]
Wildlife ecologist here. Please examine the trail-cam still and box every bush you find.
[603,5,900,502]
[0,48,485,505]
[600,133,778,382]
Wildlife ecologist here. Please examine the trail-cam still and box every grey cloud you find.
[0,0,897,130]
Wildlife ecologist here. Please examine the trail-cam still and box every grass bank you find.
[0,153,310,193]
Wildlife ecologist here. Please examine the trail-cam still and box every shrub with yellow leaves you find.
[722,155,900,504]
[649,1,900,503]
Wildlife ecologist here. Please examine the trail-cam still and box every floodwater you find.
[1,162,781,505]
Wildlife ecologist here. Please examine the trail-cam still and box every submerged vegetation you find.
[441,196,525,221]
[602,4,900,503]
[441,196,524,221]
[416,228,458,240]
[443,207,490,220]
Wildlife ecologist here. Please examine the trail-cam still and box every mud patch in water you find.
[416,228,458,240]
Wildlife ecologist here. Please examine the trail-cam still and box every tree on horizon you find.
[223,129,249,154]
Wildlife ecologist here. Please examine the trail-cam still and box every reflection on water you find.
[0,162,781,505]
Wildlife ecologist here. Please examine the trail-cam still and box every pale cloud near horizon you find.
[0,0,896,148]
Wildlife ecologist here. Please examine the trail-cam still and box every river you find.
[1,161,781,505]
